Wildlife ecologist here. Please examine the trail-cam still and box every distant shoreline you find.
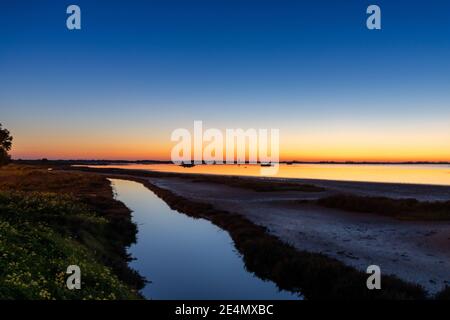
[12,159,450,166]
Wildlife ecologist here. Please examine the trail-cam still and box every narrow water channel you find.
[110,179,298,300]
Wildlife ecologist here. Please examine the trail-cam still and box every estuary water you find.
[109,178,298,300]
[96,163,450,186]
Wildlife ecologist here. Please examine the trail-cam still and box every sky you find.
[1,0,450,161]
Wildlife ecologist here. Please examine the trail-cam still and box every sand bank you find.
[147,176,450,295]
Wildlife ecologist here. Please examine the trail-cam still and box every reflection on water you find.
[100,163,450,186]
[110,178,298,300]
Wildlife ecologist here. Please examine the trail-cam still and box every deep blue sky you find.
[1,1,450,160]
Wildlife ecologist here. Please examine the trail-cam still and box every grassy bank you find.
[0,165,144,299]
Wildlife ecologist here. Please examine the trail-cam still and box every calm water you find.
[98,163,450,186]
[110,178,298,300]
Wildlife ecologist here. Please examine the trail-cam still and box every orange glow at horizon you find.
[11,141,450,162]
[9,121,450,162]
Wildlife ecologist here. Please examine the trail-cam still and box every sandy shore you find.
[145,176,450,295]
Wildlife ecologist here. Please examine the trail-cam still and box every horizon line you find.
[11,159,450,165]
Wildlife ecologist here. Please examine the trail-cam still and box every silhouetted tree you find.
[0,123,13,166]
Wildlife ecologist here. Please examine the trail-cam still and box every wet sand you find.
[146,176,450,295]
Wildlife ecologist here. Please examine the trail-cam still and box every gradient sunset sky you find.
[1,0,450,161]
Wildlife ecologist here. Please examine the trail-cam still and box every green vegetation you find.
[0,123,13,166]
[0,165,143,299]
[0,192,135,299]
[317,194,450,220]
